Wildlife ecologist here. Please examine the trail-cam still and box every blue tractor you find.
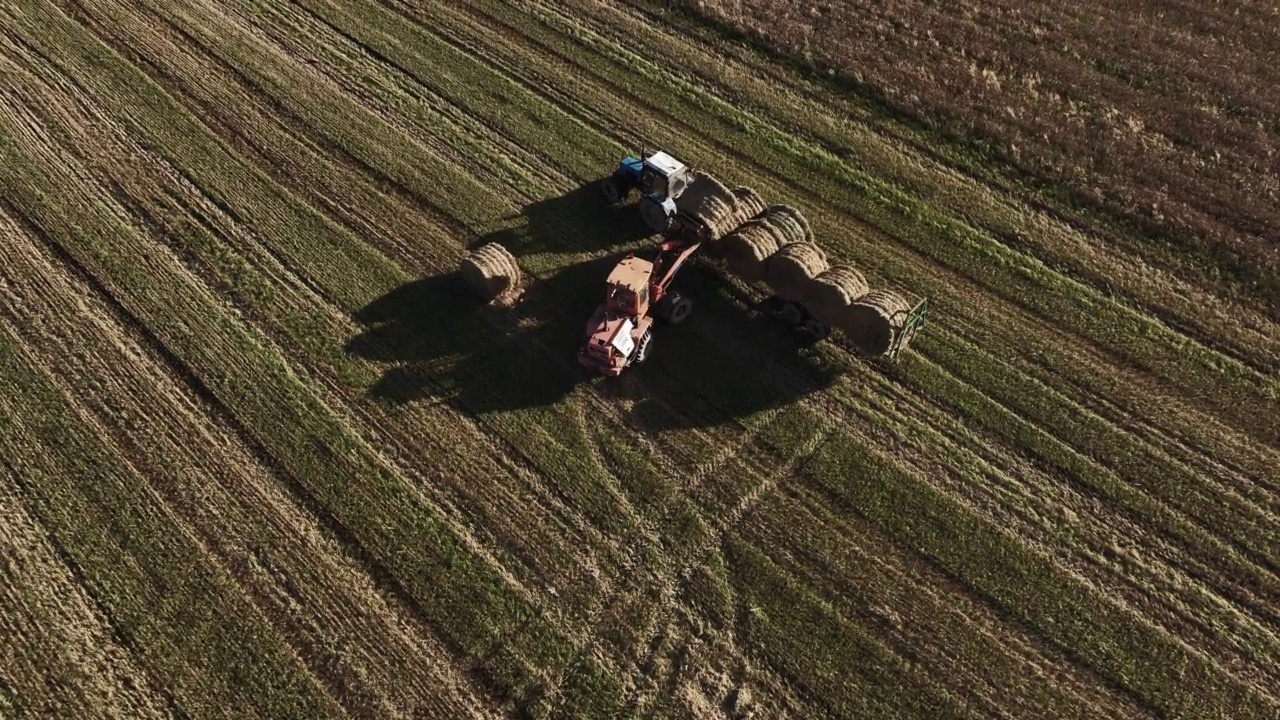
[601,150,692,233]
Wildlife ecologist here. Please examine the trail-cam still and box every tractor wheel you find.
[602,176,624,204]
[659,292,693,325]
[640,196,675,233]
[632,331,653,364]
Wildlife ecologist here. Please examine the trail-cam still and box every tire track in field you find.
[412,0,1280,509]
[738,485,1154,719]
[675,268,1280,695]
[424,0,1280,617]
[0,196,499,718]
[99,0,768,589]
[0,16,606,707]
[63,1,670,661]
[678,253,1280,688]
[30,5,680,702]
[448,0,1280,481]
[575,0,1280,377]
[32,0,615,614]
[0,464,174,720]
[285,0,1280,696]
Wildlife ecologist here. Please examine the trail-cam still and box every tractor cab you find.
[639,151,689,201]
[602,149,692,233]
[604,255,653,316]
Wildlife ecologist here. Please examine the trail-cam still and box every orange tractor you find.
[577,216,707,375]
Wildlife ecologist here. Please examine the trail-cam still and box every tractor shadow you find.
[345,254,620,414]
[468,181,654,258]
[347,183,837,425]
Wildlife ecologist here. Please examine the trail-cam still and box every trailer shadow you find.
[597,263,840,431]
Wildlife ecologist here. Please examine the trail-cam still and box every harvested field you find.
[0,0,1278,718]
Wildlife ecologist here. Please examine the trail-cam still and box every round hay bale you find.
[722,222,781,281]
[763,204,813,244]
[677,170,732,218]
[730,187,766,222]
[843,290,912,356]
[460,242,520,302]
[764,242,828,301]
[805,265,869,326]
[699,196,739,239]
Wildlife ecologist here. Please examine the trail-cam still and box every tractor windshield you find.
[607,284,636,312]
[640,166,667,198]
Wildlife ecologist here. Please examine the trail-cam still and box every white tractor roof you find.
[644,151,686,177]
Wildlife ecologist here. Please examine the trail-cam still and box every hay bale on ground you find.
[702,186,769,246]
[460,242,520,302]
[843,290,913,356]
[722,221,782,281]
[805,264,870,326]
[765,242,828,301]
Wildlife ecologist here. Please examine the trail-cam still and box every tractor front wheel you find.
[658,292,693,325]
[632,331,653,364]
[601,176,625,204]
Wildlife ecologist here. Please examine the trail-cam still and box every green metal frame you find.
[886,298,928,361]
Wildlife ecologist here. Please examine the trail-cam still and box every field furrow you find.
[2,0,1277,716]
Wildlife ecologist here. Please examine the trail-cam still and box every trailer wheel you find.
[601,176,624,204]
[777,300,806,327]
[800,318,831,342]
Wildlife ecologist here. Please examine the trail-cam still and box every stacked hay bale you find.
[762,204,813,244]
[459,242,521,302]
[677,171,771,245]
[721,204,812,281]
[805,265,871,328]
[676,170,732,230]
[764,242,828,301]
[843,290,913,356]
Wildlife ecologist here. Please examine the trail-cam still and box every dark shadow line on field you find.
[466,181,656,259]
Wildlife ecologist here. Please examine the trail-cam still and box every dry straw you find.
[460,242,520,302]
[806,265,870,326]
[844,289,912,355]
[765,242,828,301]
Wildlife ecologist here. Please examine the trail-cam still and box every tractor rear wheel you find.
[602,176,624,204]
[659,291,693,324]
